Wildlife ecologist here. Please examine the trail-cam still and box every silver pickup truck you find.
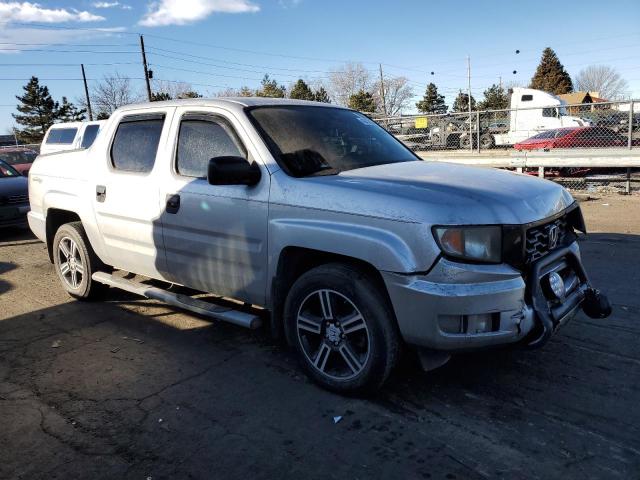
[27,98,610,393]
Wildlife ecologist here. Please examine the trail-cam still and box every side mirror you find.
[207,156,261,186]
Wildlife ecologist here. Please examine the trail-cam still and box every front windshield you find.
[247,106,417,177]
[0,160,20,177]
[0,150,37,166]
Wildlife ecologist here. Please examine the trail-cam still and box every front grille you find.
[5,194,28,205]
[525,216,570,264]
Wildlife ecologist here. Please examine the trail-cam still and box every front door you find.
[160,108,269,305]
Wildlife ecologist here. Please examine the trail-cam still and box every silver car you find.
[27,98,610,393]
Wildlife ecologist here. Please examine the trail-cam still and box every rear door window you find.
[81,124,100,149]
[111,114,165,173]
[46,128,77,144]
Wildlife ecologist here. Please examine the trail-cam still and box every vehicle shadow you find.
[0,226,36,245]
[0,261,16,295]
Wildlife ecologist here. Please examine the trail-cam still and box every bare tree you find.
[372,76,413,115]
[91,73,142,117]
[574,65,629,100]
[215,86,253,97]
[151,80,200,99]
[328,62,372,106]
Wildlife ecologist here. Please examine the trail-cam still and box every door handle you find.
[96,185,106,202]
[166,194,180,214]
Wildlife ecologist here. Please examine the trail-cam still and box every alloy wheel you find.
[57,236,84,289]
[296,289,370,381]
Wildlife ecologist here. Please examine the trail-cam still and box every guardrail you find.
[416,148,640,194]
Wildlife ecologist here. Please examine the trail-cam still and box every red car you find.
[0,147,38,176]
[514,126,630,151]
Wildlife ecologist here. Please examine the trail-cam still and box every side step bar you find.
[92,271,262,330]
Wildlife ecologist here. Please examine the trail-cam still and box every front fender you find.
[267,211,440,292]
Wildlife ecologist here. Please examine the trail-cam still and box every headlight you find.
[433,226,502,263]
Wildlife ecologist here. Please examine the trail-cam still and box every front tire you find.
[284,263,400,393]
[53,222,106,300]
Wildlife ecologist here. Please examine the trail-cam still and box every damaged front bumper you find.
[382,240,610,353]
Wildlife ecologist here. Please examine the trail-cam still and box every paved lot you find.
[1,195,639,479]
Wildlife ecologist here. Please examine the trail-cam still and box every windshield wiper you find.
[304,166,342,177]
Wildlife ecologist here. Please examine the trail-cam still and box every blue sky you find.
[1,0,639,133]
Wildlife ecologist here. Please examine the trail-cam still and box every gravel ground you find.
[1,195,639,480]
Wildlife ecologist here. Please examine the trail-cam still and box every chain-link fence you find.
[371,99,639,193]
[372,99,638,152]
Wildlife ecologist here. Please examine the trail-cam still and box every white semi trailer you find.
[491,87,589,146]
[423,88,590,150]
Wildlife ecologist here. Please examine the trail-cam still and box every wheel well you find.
[45,209,81,262]
[270,246,393,341]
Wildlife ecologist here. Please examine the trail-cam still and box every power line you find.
[0,48,139,54]
[150,63,264,82]
[0,42,137,47]
[0,62,139,67]
[147,46,333,74]
[2,20,639,76]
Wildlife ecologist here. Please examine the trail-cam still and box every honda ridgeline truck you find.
[27,98,610,393]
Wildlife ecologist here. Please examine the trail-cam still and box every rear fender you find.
[43,190,109,264]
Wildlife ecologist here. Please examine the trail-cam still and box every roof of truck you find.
[120,97,345,111]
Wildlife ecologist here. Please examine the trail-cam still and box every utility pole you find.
[140,35,152,102]
[81,64,93,121]
[467,55,473,151]
[499,76,502,90]
[379,64,388,119]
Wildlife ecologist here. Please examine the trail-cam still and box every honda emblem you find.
[548,225,560,249]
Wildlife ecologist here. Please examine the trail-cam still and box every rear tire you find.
[480,133,495,149]
[284,263,400,393]
[53,222,107,300]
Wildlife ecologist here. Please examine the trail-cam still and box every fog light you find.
[467,314,492,334]
[548,272,566,299]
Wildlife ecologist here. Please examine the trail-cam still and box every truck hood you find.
[303,160,574,225]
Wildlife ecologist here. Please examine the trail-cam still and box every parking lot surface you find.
[1,195,639,479]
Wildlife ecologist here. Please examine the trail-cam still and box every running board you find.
[92,271,262,330]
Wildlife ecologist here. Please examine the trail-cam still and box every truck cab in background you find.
[40,120,106,155]
[492,87,589,146]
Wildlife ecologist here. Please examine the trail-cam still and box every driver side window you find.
[176,115,246,178]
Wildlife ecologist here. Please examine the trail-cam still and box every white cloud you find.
[139,0,259,27]
[0,26,125,53]
[93,1,132,9]
[0,2,105,23]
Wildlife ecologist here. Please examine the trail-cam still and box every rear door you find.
[159,107,269,305]
[92,108,175,280]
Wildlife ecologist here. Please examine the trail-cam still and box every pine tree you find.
[289,79,315,101]
[530,48,573,95]
[256,74,286,98]
[56,97,86,122]
[313,87,331,103]
[477,84,509,110]
[348,89,376,112]
[452,91,476,112]
[238,86,253,97]
[416,83,446,114]
[12,76,59,143]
